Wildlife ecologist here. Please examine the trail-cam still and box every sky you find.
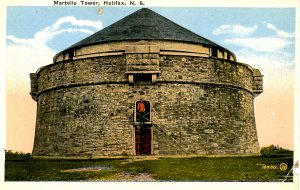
[5,6,296,153]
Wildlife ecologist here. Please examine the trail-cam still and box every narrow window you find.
[69,50,74,59]
[227,52,231,60]
[211,47,217,57]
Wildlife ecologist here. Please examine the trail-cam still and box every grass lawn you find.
[5,156,293,182]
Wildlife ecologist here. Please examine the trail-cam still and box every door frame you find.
[134,125,153,155]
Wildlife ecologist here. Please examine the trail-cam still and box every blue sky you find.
[7,7,295,55]
[5,6,296,152]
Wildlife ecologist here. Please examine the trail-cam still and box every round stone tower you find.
[30,8,263,157]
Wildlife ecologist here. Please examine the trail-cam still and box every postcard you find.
[0,0,298,190]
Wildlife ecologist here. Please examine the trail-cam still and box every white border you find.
[0,0,298,190]
[0,0,7,184]
[293,0,300,188]
[1,0,298,7]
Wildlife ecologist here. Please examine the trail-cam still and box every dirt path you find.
[106,172,156,181]
[61,166,156,181]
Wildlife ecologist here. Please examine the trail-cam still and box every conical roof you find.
[56,8,231,57]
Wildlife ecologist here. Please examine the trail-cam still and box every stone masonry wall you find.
[34,85,134,156]
[36,55,254,93]
[32,54,260,156]
[151,84,259,155]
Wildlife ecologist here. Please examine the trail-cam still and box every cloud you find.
[7,16,102,47]
[6,16,103,85]
[5,16,103,152]
[213,24,257,37]
[6,15,104,87]
[264,22,294,38]
[6,44,55,90]
[6,16,103,72]
[49,16,102,31]
[217,23,295,54]
[6,15,104,93]
[224,37,292,53]
[237,50,294,149]
[236,49,294,71]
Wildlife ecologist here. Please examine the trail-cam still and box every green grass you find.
[5,156,293,181]
[121,157,293,181]
[5,158,123,181]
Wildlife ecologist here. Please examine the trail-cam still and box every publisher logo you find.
[279,163,288,171]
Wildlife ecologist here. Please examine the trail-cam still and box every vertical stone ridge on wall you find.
[253,69,263,97]
[30,73,38,101]
[125,43,160,84]
[125,44,160,73]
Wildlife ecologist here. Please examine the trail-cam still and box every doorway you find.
[135,127,151,155]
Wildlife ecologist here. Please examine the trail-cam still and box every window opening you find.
[135,99,151,124]
[211,47,217,57]
[69,50,74,59]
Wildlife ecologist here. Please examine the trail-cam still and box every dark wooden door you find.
[135,127,151,155]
